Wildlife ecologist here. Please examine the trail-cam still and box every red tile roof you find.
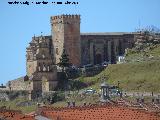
[40,105,160,120]
[0,109,35,120]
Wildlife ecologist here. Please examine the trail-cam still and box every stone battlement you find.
[50,14,80,20]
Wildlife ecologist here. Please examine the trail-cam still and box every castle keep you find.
[8,15,136,99]
[51,15,81,66]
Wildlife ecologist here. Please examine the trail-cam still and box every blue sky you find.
[0,0,160,84]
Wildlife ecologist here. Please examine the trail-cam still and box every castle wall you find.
[80,33,135,65]
[7,77,31,91]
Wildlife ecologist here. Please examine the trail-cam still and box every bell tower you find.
[50,14,81,67]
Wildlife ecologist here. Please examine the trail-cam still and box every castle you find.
[8,15,136,99]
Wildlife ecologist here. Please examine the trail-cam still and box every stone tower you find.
[26,35,57,99]
[50,14,81,67]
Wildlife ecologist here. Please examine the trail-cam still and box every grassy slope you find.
[80,61,160,93]
[0,98,37,113]
[80,45,160,93]
[106,61,160,92]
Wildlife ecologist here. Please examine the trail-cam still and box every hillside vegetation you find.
[125,44,160,63]
[80,60,160,93]
[0,98,37,113]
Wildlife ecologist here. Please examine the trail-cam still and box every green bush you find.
[5,90,28,100]
[42,91,65,104]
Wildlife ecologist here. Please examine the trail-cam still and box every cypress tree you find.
[58,48,71,72]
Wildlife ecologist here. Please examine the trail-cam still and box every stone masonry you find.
[26,35,57,99]
[51,15,81,66]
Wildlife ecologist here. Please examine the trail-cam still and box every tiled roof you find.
[0,109,35,120]
[40,105,160,120]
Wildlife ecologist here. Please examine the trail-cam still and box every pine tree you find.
[57,49,71,91]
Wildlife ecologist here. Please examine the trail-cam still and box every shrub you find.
[5,90,28,100]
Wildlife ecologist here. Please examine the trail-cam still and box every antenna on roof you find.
[138,19,141,30]
[135,19,142,32]
[33,34,35,39]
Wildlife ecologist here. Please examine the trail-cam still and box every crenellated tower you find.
[50,14,81,67]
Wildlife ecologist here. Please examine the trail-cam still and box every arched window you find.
[38,63,41,71]
[42,62,46,72]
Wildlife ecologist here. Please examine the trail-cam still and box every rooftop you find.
[40,105,160,120]
[81,32,134,36]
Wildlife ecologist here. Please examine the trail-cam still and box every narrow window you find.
[56,48,59,55]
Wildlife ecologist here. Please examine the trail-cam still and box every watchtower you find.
[50,14,81,67]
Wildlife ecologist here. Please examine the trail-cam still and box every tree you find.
[57,48,71,91]
[57,48,71,72]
